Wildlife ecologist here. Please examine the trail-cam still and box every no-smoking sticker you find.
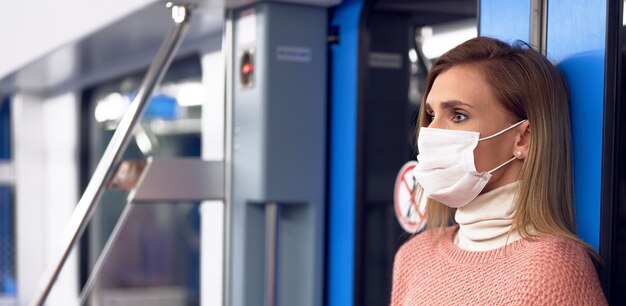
[394,161,427,233]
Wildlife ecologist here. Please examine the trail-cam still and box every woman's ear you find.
[512,120,530,159]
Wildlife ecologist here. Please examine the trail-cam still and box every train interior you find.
[0,0,625,305]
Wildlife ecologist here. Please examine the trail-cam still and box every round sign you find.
[394,161,427,233]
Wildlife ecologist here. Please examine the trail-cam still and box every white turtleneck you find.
[453,181,522,251]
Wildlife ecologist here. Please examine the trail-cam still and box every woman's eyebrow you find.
[424,100,472,112]
[439,100,473,109]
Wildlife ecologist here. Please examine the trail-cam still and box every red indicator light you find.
[240,49,255,88]
[242,63,254,75]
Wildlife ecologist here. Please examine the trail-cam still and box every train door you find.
[328,0,478,305]
[359,2,478,305]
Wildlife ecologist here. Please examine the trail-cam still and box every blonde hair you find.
[416,37,590,251]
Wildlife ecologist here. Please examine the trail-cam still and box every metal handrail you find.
[77,158,225,304]
[28,4,192,306]
[78,201,134,305]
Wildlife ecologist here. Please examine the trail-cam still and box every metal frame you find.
[28,4,192,306]
[0,161,14,185]
[223,10,234,306]
[600,0,623,302]
[265,203,278,306]
[530,0,548,54]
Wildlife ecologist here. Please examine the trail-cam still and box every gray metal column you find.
[230,3,327,306]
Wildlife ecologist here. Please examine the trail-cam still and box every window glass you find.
[84,56,203,305]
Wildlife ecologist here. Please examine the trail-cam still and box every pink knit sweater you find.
[391,226,607,305]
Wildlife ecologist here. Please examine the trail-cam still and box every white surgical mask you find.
[413,120,526,208]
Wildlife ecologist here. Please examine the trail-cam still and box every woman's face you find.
[424,64,528,192]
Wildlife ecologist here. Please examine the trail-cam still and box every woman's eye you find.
[426,113,435,122]
[452,112,468,122]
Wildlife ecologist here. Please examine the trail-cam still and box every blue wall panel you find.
[0,99,8,160]
[0,186,13,295]
[479,0,531,43]
[546,0,606,251]
[0,98,13,295]
[328,0,363,305]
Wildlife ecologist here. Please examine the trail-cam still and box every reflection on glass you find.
[409,19,477,106]
[419,19,477,60]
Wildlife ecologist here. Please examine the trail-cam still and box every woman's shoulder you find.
[514,234,596,277]
[511,234,606,305]
[518,233,592,264]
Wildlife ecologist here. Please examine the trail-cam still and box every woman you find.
[391,37,607,305]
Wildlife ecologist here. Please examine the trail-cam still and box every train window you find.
[358,0,477,305]
[82,55,203,305]
[410,18,477,104]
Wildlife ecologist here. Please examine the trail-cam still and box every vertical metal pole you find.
[77,202,135,305]
[223,9,234,306]
[28,5,192,306]
[530,0,548,54]
[265,203,279,306]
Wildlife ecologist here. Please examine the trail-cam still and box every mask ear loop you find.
[478,120,527,141]
[487,156,517,174]
[480,120,527,174]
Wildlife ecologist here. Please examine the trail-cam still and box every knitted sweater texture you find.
[391,226,607,305]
